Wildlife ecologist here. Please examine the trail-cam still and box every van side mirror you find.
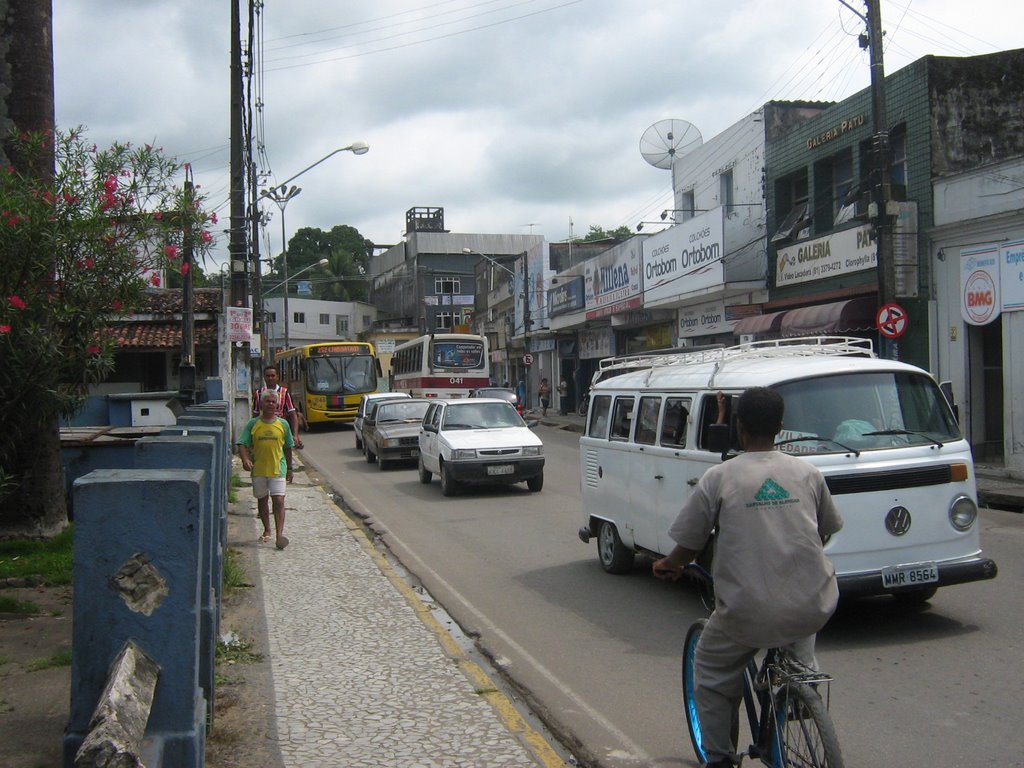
[939,380,960,424]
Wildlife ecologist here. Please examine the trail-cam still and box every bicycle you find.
[681,565,844,768]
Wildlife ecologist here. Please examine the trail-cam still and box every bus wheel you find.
[598,520,634,574]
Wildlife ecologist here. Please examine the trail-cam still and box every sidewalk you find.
[239,465,567,768]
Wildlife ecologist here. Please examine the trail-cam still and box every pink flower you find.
[153,211,163,221]
[200,230,212,243]
[0,325,11,334]
[180,263,190,276]
[87,344,100,354]
[149,273,161,287]
[103,175,118,193]
[7,295,26,310]
[112,300,122,312]
[209,212,218,225]
[164,244,178,260]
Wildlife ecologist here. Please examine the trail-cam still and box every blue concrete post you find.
[66,469,207,768]
[135,436,218,722]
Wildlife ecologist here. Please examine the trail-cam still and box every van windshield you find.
[773,371,960,454]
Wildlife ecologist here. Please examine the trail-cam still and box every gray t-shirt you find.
[669,450,843,648]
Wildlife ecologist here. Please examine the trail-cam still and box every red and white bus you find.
[391,333,490,398]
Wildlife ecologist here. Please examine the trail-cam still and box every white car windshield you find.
[442,402,523,430]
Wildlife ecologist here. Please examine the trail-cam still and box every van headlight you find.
[522,446,542,456]
[949,495,977,531]
[451,449,477,460]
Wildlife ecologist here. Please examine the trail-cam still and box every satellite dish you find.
[639,119,703,170]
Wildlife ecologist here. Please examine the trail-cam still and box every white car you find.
[418,398,544,496]
[353,392,411,451]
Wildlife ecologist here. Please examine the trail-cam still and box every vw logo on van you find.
[885,506,912,536]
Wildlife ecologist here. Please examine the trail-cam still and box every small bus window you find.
[635,397,661,445]
[587,395,612,438]
[661,397,691,447]
[610,397,635,441]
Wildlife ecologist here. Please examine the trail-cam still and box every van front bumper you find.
[837,556,998,598]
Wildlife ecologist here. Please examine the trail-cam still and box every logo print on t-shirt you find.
[754,478,791,502]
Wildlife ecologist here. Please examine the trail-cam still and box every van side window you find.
[699,393,729,450]
[610,397,635,441]
[661,397,691,447]
[635,397,661,445]
[587,395,612,438]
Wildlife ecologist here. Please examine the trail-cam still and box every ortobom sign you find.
[642,208,725,307]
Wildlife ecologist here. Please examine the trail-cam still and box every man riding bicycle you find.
[653,387,844,768]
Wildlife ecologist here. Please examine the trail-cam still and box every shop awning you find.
[780,296,877,337]
[732,310,788,336]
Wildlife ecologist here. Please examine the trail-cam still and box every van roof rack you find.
[597,336,875,374]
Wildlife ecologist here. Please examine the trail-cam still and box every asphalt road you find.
[302,422,1024,768]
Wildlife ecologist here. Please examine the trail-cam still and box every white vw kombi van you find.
[577,337,997,602]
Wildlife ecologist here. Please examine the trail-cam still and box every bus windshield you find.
[773,371,961,455]
[432,340,485,369]
[306,354,377,395]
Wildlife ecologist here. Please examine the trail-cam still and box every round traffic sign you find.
[522,353,534,366]
[876,303,908,339]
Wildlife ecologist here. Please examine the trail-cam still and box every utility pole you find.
[179,177,197,401]
[229,0,250,435]
[522,251,531,410]
[865,0,896,359]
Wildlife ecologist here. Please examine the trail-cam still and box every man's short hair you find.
[737,387,784,438]
[260,389,280,404]
[263,365,279,375]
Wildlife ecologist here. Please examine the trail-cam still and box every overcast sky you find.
[53,0,1022,269]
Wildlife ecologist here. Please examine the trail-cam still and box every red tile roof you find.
[107,322,218,349]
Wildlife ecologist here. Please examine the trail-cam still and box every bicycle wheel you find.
[681,619,710,764]
[770,683,843,768]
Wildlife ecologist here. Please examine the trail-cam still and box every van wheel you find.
[598,520,634,574]
[440,462,460,497]
[526,471,544,492]
[364,445,375,464]
[892,586,937,605]
[418,456,432,484]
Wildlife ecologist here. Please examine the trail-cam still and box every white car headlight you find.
[522,445,542,456]
[451,448,477,460]
[949,494,977,531]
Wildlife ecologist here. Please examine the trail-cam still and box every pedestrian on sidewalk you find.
[538,377,551,417]
[557,377,570,415]
[253,364,304,449]
[237,389,295,550]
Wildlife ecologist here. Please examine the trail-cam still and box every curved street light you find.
[259,142,369,352]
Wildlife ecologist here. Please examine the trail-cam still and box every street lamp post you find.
[260,184,301,350]
[258,141,369,354]
[463,248,530,407]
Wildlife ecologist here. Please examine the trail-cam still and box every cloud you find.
[53,0,1023,259]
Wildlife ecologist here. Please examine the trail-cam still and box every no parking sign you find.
[876,303,908,339]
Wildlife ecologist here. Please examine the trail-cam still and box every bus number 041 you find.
[449,377,464,385]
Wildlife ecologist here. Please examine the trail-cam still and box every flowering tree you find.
[0,128,216,536]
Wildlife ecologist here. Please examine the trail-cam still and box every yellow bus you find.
[275,341,382,426]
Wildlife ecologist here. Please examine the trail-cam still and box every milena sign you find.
[642,208,725,307]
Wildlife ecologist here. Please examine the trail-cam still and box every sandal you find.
[258,534,272,544]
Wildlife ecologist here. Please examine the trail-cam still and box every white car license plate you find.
[487,464,515,476]
[881,562,939,589]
